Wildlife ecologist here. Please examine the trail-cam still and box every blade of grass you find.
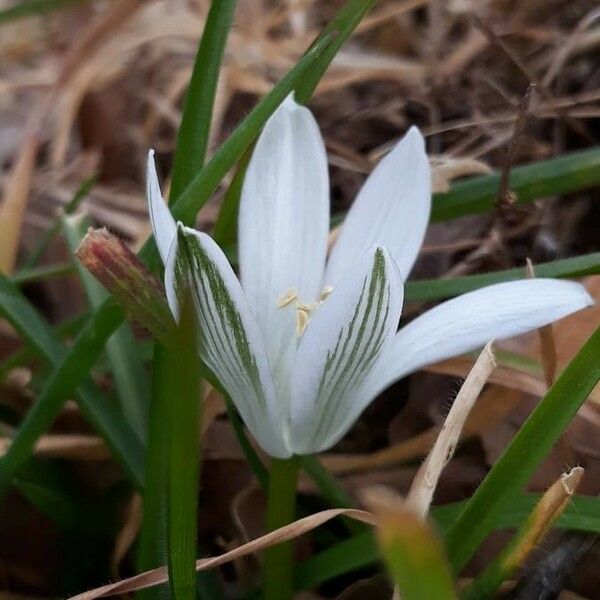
[0,311,88,382]
[405,251,600,301]
[171,31,335,229]
[444,324,600,573]
[211,149,250,247]
[431,146,600,222]
[62,214,150,443]
[165,293,201,600]
[294,0,377,103]
[137,345,170,600]
[169,0,238,200]
[0,276,144,496]
[11,262,74,284]
[20,175,96,270]
[0,0,100,23]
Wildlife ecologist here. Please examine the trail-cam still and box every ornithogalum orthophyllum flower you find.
[147,95,593,458]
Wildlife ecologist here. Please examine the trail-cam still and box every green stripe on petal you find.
[171,225,290,458]
[289,247,403,454]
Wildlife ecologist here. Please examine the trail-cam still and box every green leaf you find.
[62,214,150,443]
[0,275,145,497]
[169,0,238,200]
[166,293,202,600]
[294,0,377,104]
[11,262,74,284]
[405,251,600,301]
[0,0,99,24]
[431,146,600,222]
[444,324,600,573]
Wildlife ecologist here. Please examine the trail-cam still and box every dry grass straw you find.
[0,433,108,460]
[67,507,376,600]
[406,342,496,518]
[505,466,584,573]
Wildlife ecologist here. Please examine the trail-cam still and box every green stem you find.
[264,457,300,600]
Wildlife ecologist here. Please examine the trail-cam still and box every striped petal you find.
[325,127,430,286]
[146,150,176,264]
[289,246,403,454]
[238,94,329,402]
[368,279,594,399]
[168,225,290,458]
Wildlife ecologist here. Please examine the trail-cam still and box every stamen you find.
[319,286,334,301]
[296,301,315,313]
[296,307,310,336]
[277,288,298,308]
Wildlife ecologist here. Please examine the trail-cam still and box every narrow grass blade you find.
[445,324,600,573]
[165,294,202,600]
[137,345,170,600]
[62,215,150,443]
[431,146,600,222]
[294,0,377,103]
[405,251,600,301]
[0,0,99,23]
[211,149,250,247]
[0,276,144,494]
[11,262,74,284]
[0,311,87,382]
[171,31,334,227]
[20,175,95,270]
[169,0,238,199]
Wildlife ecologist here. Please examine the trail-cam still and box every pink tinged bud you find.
[76,228,174,341]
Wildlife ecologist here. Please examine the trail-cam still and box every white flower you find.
[146,95,593,458]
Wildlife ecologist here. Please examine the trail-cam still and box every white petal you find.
[325,127,430,286]
[289,246,403,454]
[369,279,594,398]
[170,225,291,458]
[238,94,330,402]
[146,150,176,264]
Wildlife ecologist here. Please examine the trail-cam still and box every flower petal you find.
[146,150,176,264]
[325,127,430,286]
[169,225,290,458]
[369,279,594,398]
[289,246,403,454]
[238,94,330,398]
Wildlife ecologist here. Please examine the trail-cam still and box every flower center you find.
[277,286,333,336]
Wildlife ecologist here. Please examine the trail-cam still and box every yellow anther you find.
[277,288,298,308]
[296,307,310,336]
[319,286,334,301]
